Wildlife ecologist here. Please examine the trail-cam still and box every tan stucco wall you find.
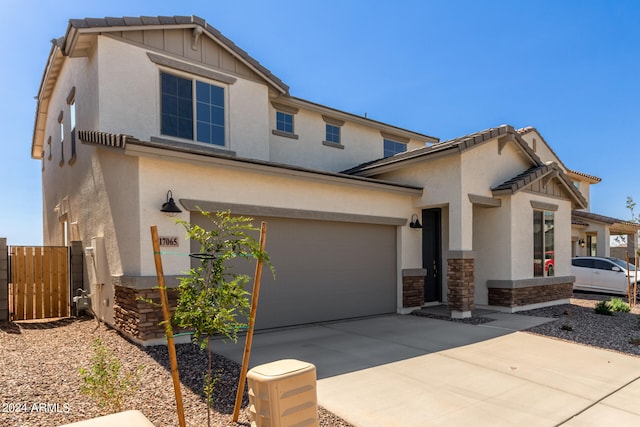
[134,154,420,278]
[268,106,426,173]
[96,36,272,161]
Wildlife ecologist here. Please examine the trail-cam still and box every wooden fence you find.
[10,246,69,320]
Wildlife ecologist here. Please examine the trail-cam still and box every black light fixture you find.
[409,214,423,229]
[160,190,182,217]
[578,238,585,248]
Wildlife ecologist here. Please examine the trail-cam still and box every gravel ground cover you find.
[521,293,640,357]
[0,317,352,427]
[2,292,639,427]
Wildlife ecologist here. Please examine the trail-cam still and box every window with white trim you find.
[160,72,225,146]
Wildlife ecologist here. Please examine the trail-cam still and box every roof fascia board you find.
[32,44,64,158]
[492,166,587,209]
[519,127,574,172]
[354,145,458,177]
[66,21,288,95]
[121,141,423,196]
[567,170,601,184]
[351,126,542,178]
[279,96,439,143]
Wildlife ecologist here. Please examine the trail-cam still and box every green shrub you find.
[609,297,631,313]
[79,338,143,413]
[594,300,613,316]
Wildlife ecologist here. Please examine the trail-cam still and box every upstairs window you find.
[58,111,64,166]
[383,139,406,158]
[67,87,77,164]
[325,124,340,144]
[276,111,294,134]
[161,72,225,146]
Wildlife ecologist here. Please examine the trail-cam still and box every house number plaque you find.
[159,236,180,247]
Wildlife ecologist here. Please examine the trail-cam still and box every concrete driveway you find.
[212,314,640,426]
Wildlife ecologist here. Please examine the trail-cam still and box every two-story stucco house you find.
[31,16,621,344]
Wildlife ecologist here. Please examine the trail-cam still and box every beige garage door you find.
[191,214,397,330]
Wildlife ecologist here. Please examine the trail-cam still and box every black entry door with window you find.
[422,208,442,302]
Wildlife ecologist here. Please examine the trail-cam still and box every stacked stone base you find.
[488,282,573,307]
[447,257,475,313]
[114,285,179,342]
[402,269,425,307]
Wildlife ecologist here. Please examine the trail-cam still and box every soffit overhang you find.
[572,210,640,234]
[491,162,588,209]
[32,15,290,160]
[77,130,424,196]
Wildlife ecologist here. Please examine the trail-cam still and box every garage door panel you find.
[191,213,396,330]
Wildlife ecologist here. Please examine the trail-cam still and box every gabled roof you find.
[32,15,289,159]
[492,162,587,209]
[517,126,601,183]
[343,124,538,175]
[572,210,640,234]
[63,15,288,93]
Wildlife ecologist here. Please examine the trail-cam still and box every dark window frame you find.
[160,71,226,147]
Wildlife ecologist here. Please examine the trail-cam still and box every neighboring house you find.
[516,127,640,261]
[31,16,599,344]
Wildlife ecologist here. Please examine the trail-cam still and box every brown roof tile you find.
[343,124,533,175]
[65,15,289,94]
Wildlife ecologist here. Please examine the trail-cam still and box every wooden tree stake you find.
[151,226,186,427]
[233,221,268,422]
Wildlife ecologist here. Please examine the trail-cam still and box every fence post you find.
[0,238,8,321]
[69,241,84,315]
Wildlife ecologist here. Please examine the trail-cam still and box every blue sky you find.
[1,0,639,245]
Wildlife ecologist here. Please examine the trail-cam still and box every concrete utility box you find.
[247,359,319,427]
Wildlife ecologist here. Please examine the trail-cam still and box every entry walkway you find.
[212,314,640,426]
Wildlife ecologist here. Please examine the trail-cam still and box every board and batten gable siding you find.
[96,34,272,161]
[109,29,266,84]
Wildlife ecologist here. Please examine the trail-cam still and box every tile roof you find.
[77,130,423,193]
[572,210,639,228]
[491,162,588,208]
[64,15,289,94]
[343,124,535,175]
[567,169,602,183]
[491,163,555,194]
[516,126,601,183]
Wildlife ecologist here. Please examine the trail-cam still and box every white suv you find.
[571,256,640,295]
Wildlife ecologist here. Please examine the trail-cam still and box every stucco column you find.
[447,199,475,318]
[628,233,638,264]
[0,238,7,321]
[598,228,611,257]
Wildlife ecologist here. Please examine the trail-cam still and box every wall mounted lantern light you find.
[409,214,423,229]
[160,190,182,217]
[578,238,586,248]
